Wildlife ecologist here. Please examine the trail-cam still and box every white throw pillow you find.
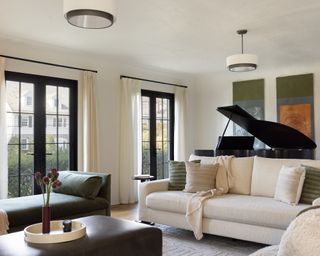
[274,165,306,205]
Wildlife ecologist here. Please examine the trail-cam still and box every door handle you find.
[26,152,53,156]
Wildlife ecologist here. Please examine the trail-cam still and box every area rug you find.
[158,224,265,256]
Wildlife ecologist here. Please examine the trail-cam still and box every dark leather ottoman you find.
[0,215,162,256]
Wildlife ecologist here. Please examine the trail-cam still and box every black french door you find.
[5,71,77,197]
[141,90,174,179]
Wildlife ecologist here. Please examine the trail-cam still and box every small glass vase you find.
[42,206,51,234]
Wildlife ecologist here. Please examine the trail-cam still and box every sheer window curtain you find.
[79,71,100,172]
[119,78,142,204]
[0,57,8,199]
[174,87,187,161]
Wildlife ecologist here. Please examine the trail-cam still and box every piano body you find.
[213,105,317,159]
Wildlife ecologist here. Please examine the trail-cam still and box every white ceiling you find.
[0,0,320,74]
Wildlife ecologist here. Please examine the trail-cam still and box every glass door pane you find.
[6,81,34,198]
[142,96,151,175]
[46,85,70,171]
[141,91,174,179]
[156,98,170,179]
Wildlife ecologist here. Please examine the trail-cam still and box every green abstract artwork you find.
[233,79,265,148]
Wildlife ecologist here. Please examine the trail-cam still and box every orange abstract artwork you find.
[279,104,312,138]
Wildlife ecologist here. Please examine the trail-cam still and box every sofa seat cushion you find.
[146,191,193,214]
[0,193,108,228]
[203,194,310,229]
[146,192,310,230]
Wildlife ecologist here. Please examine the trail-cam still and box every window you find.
[6,71,78,198]
[21,116,29,127]
[53,117,57,127]
[52,117,63,127]
[26,96,32,106]
[28,115,33,128]
[58,117,63,127]
[141,90,174,179]
[21,138,29,151]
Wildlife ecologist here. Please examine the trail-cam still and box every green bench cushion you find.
[0,193,108,228]
[53,171,103,199]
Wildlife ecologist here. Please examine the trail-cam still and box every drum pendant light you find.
[226,29,258,72]
[63,0,116,29]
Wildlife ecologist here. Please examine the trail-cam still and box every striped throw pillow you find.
[300,165,320,204]
[183,161,219,193]
[168,160,200,191]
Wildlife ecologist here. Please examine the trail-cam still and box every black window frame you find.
[141,89,174,179]
[5,71,78,196]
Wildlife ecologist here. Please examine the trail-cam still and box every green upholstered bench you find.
[0,171,111,232]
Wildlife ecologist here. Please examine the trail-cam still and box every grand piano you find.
[195,105,317,159]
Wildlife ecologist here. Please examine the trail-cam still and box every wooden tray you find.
[24,220,86,244]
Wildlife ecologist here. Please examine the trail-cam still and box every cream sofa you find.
[139,156,320,245]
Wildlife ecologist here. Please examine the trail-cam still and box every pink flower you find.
[42,176,49,185]
[50,169,59,181]
[52,180,62,189]
[34,169,62,207]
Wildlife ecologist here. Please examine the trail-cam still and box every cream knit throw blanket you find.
[186,189,222,240]
[186,156,234,240]
[277,207,320,256]
[214,155,234,194]
[0,209,9,235]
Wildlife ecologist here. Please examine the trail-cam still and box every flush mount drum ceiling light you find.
[226,29,258,72]
[63,0,116,29]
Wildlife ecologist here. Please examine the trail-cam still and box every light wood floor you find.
[111,203,138,221]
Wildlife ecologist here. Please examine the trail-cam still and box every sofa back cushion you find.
[189,154,215,163]
[53,171,103,199]
[251,156,320,198]
[189,155,254,195]
[229,157,254,195]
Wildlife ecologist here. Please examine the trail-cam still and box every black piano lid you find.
[217,105,317,149]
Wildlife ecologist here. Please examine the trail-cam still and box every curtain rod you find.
[0,54,98,73]
[120,75,187,88]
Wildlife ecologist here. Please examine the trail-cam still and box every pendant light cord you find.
[241,34,244,54]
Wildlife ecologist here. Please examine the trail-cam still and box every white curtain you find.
[119,78,142,204]
[80,71,100,172]
[0,57,8,199]
[174,87,187,161]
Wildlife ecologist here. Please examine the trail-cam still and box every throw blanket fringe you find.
[186,189,222,240]
[0,209,9,235]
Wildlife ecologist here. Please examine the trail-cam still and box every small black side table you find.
[133,175,155,225]
[133,175,155,183]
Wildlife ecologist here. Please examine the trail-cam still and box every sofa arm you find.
[312,198,320,206]
[138,179,169,221]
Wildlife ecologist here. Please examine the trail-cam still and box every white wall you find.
[194,64,320,159]
[0,38,196,204]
